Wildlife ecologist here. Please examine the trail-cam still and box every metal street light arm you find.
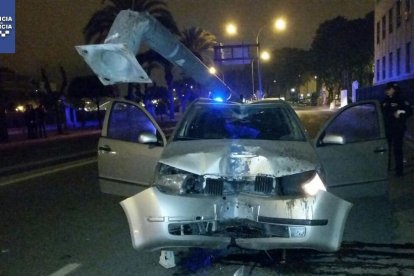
[76,10,231,97]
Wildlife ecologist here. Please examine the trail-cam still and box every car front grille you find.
[204,178,224,195]
[254,175,274,194]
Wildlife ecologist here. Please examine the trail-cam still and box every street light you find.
[274,18,287,31]
[256,17,286,99]
[260,50,271,61]
[225,23,238,36]
[209,66,225,81]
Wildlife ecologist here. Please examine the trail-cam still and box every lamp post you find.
[256,17,286,99]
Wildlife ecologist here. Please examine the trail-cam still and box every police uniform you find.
[382,83,413,176]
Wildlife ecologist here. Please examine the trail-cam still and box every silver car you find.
[98,99,388,252]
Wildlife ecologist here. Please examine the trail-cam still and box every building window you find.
[397,48,401,75]
[389,8,394,33]
[376,59,380,81]
[382,56,386,79]
[376,21,380,44]
[397,0,402,26]
[389,52,393,77]
[406,42,411,73]
[382,15,386,39]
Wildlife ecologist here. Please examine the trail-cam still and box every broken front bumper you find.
[120,188,352,252]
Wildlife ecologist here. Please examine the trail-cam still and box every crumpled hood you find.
[159,139,318,178]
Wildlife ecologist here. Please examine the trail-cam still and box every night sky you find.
[0,0,374,81]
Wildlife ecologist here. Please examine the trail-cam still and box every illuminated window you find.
[376,59,380,81]
[397,48,401,75]
[406,42,411,73]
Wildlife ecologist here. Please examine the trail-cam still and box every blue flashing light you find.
[213,97,224,102]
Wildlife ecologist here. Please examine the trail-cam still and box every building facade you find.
[375,0,414,85]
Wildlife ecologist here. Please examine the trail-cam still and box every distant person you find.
[0,105,8,142]
[24,104,37,139]
[36,104,47,138]
[382,82,413,176]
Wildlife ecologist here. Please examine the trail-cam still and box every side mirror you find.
[322,134,346,145]
[138,132,158,144]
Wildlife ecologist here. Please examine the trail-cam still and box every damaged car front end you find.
[120,100,352,252]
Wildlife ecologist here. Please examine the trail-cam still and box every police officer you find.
[382,82,413,176]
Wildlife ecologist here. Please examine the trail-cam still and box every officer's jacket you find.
[382,95,413,132]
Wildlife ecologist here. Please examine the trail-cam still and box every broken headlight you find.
[302,173,326,196]
[154,164,204,195]
[279,170,326,196]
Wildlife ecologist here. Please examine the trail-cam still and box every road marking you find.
[0,158,97,187]
[48,263,81,276]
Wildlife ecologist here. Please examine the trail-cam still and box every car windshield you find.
[174,102,306,141]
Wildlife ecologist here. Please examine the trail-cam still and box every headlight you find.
[155,164,204,195]
[302,173,326,196]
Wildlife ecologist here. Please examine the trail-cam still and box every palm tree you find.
[84,0,179,43]
[179,27,217,111]
[180,27,217,64]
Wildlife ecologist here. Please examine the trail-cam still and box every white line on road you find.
[48,263,82,276]
[0,158,97,187]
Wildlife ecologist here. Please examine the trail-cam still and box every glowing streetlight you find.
[209,66,225,81]
[225,23,237,36]
[260,51,271,61]
[274,18,287,31]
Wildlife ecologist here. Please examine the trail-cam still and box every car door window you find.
[322,103,380,144]
[107,102,158,143]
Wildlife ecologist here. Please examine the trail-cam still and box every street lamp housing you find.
[225,23,237,36]
[275,18,287,31]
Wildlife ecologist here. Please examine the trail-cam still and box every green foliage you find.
[67,75,112,100]
[83,0,179,43]
[264,47,311,93]
[180,27,217,63]
[311,12,374,99]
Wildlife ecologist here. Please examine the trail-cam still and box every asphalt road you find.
[1,160,414,275]
[1,108,414,275]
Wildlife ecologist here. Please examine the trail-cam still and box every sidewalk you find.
[0,125,101,177]
[0,116,180,177]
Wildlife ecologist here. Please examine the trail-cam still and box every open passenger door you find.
[314,101,389,199]
[98,100,166,196]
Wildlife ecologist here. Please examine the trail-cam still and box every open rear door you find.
[314,101,389,200]
[98,100,166,197]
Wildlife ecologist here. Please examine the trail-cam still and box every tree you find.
[67,75,113,129]
[178,27,217,111]
[180,27,217,64]
[40,66,67,134]
[311,13,374,102]
[263,48,312,98]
